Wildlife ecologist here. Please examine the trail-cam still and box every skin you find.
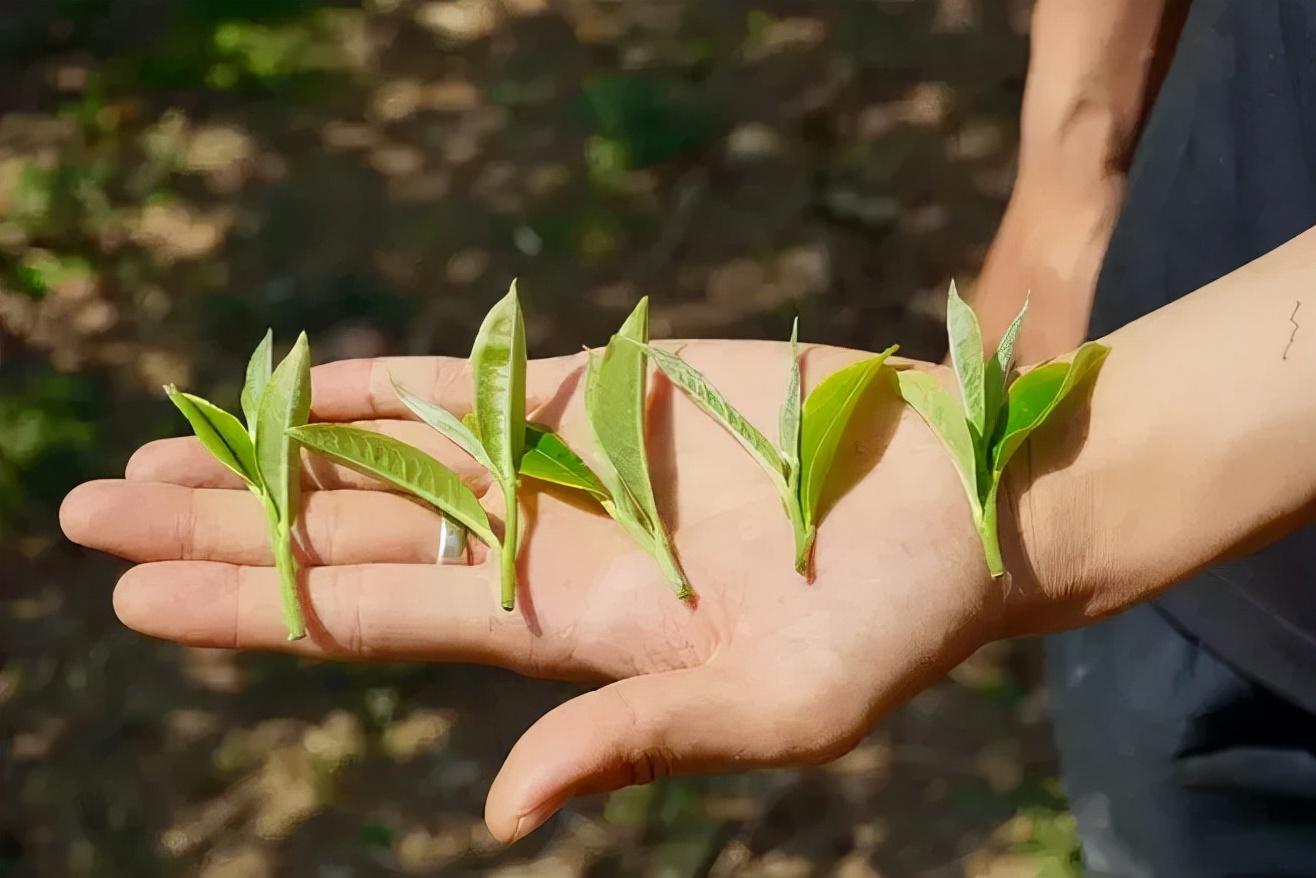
[973,0,1192,360]
[58,223,1316,842]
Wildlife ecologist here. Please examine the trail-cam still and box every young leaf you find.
[974,342,1107,579]
[779,318,802,480]
[587,299,690,595]
[946,280,987,440]
[255,333,312,523]
[992,341,1110,475]
[640,344,789,496]
[290,424,498,549]
[254,332,312,640]
[521,425,610,501]
[589,301,664,523]
[165,386,259,487]
[392,377,496,475]
[798,346,899,529]
[471,281,527,483]
[983,296,1028,443]
[895,369,980,513]
[241,329,273,433]
[584,351,651,528]
[470,281,527,610]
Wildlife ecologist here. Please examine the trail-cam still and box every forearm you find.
[1010,225,1316,631]
[1018,0,1186,186]
[974,0,1190,360]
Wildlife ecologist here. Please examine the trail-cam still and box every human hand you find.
[61,342,1027,843]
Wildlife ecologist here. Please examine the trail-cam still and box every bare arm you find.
[973,0,1192,361]
[1008,224,1316,632]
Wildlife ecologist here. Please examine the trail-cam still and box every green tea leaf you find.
[896,369,980,512]
[585,351,648,524]
[641,344,789,496]
[521,425,609,501]
[588,300,665,530]
[290,424,498,549]
[392,376,496,475]
[255,332,312,524]
[779,318,802,480]
[799,346,898,528]
[992,341,1110,475]
[587,299,689,595]
[241,329,273,432]
[946,280,987,441]
[471,281,527,483]
[165,386,259,487]
[250,332,312,642]
[983,296,1027,443]
[470,281,528,609]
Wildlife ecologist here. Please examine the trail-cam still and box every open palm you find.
[61,340,1004,841]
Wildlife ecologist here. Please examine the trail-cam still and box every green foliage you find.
[580,72,716,179]
[586,298,690,596]
[520,426,610,501]
[377,283,531,609]
[166,331,311,639]
[469,283,527,609]
[897,283,1109,578]
[1010,803,1084,877]
[0,371,100,536]
[798,353,891,539]
[289,424,497,549]
[639,331,898,575]
[13,251,96,300]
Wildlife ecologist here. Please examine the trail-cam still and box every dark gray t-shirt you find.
[1089,0,1316,710]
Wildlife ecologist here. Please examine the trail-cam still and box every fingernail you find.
[509,816,525,844]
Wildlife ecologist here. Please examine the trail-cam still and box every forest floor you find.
[0,2,1082,875]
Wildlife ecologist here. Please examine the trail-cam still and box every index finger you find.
[310,354,584,422]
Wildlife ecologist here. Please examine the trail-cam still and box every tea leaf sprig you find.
[584,298,690,597]
[897,282,1109,579]
[633,327,898,574]
[166,331,311,640]
[334,281,529,610]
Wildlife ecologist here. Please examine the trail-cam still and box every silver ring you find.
[437,516,469,565]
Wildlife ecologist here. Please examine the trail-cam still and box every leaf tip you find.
[387,370,410,397]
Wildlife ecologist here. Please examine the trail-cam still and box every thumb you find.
[484,664,828,843]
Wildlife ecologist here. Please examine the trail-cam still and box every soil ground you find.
[0,2,1082,875]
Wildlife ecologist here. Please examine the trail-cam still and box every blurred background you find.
[0,1,1082,875]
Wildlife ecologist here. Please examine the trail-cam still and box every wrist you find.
[992,385,1114,639]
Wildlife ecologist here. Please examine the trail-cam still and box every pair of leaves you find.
[638,325,898,575]
[296,283,529,610]
[897,282,1109,578]
[389,282,529,609]
[166,331,311,640]
[585,298,690,595]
